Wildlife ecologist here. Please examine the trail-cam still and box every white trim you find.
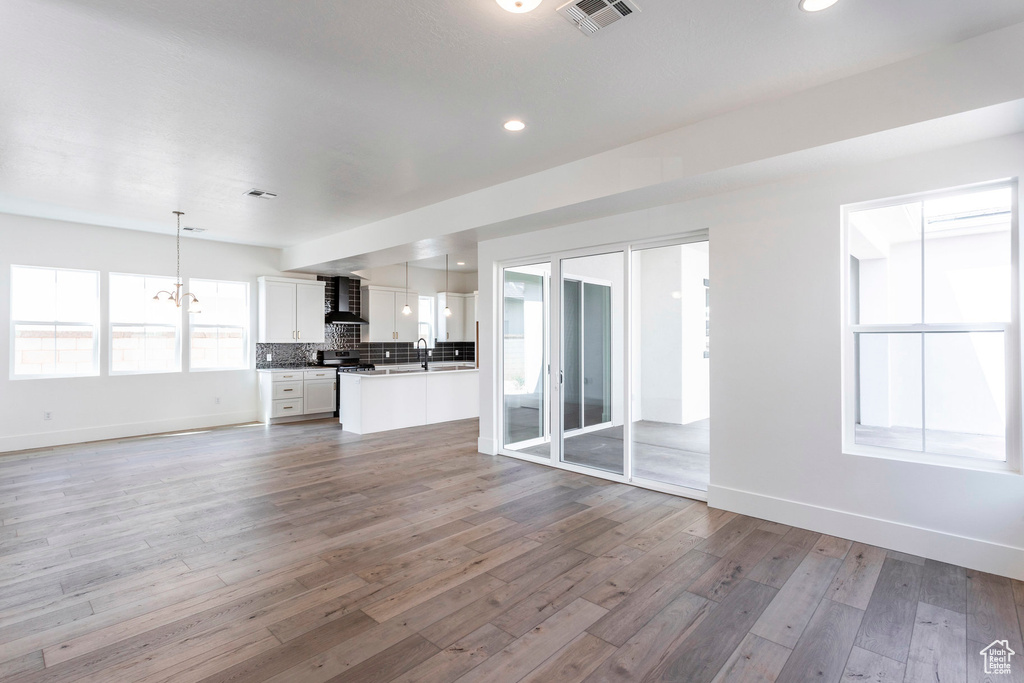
[850,323,1008,333]
[708,484,1024,581]
[498,447,553,467]
[478,436,498,455]
[0,410,259,454]
[631,475,708,502]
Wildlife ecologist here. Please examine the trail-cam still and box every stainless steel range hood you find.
[325,277,368,325]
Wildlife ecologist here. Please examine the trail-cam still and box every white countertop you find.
[257,366,327,373]
[340,363,478,378]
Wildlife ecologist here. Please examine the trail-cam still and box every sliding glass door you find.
[498,234,710,498]
[629,241,710,491]
[560,252,624,475]
[501,263,551,458]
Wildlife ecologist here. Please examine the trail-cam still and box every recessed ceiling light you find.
[496,0,542,13]
[457,262,466,266]
[504,120,526,132]
[799,0,838,11]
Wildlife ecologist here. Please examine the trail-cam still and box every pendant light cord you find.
[176,211,182,286]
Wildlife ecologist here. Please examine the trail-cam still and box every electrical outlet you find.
[455,350,459,356]
[214,397,221,405]
[266,353,272,361]
[43,411,53,421]
[428,350,432,357]
[385,351,390,358]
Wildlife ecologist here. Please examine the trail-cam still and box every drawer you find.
[272,370,303,382]
[303,369,334,380]
[271,399,303,418]
[272,381,303,399]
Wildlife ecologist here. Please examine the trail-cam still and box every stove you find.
[318,350,375,422]
[317,349,375,373]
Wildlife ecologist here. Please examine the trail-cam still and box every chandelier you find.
[153,210,200,312]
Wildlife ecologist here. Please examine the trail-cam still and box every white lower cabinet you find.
[338,370,479,435]
[258,369,337,423]
[303,379,337,415]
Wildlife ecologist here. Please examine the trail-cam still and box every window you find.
[845,182,1018,466]
[418,295,435,347]
[188,279,249,370]
[11,265,100,378]
[109,273,181,374]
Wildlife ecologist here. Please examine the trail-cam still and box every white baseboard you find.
[0,411,259,454]
[478,436,498,455]
[709,484,1024,581]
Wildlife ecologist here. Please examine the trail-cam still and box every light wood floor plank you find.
[0,418,1010,683]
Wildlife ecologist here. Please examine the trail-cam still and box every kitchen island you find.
[338,364,479,434]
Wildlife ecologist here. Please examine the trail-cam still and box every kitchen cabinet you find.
[438,292,477,342]
[338,367,479,435]
[257,277,326,343]
[361,286,418,342]
[258,368,337,423]
[303,379,336,414]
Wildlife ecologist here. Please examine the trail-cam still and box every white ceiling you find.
[2,0,1023,250]
[410,254,479,274]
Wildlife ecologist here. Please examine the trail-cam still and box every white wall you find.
[478,132,1024,580]
[0,214,291,452]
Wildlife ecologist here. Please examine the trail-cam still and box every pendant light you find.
[153,211,200,312]
[401,262,412,316]
[443,255,452,318]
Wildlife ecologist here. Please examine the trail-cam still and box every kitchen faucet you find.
[416,338,429,371]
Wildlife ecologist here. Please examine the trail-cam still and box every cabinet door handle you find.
[283,388,293,392]
[297,330,301,340]
[283,406,294,410]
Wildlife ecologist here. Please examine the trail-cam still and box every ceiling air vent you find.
[246,189,278,199]
[557,0,640,35]
[181,226,205,233]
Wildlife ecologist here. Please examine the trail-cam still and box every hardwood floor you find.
[0,418,1017,682]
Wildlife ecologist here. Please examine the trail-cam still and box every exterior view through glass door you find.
[497,235,710,498]
[501,263,551,458]
[560,252,625,475]
[630,241,710,491]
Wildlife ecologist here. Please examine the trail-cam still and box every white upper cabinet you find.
[437,292,477,342]
[361,286,419,342]
[396,294,419,341]
[257,277,326,344]
[295,283,325,343]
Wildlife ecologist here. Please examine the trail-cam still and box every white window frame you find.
[418,295,435,348]
[9,265,100,380]
[108,272,182,376]
[841,179,1022,473]
[188,278,251,372]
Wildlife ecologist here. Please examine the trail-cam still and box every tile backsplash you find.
[256,277,476,368]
